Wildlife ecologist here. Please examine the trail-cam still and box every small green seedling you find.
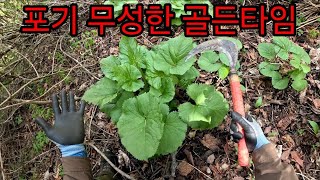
[198,37,242,79]
[33,131,49,154]
[297,129,305,136]
[255,96,263,108]
[308,120,319,135]
[258,36,311,91]
[82,34,229,160]
[308,29,320,39]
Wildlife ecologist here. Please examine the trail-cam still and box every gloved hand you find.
[35,90,87,157]
[230,112,270,152]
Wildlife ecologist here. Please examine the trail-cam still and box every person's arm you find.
[230,112,298,180]
[35,90,93,180]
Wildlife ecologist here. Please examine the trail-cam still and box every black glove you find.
[35,90,86,145]
[230,112,269,152]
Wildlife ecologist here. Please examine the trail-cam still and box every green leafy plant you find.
[83,34,229,160]
[308,29,319,39]
[255,96,263,108]
[33,131,49,154]
[258,36,311,91]
[159,0,213,26]
[103,0,138,17]
[197,37,242,79]
[29,104,53,120]
[308,120,319,135]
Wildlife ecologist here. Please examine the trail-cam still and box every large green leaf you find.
[258,43,277,60]
[290,70,306,81]
[178,102,212,124]
[100,91,134,123]
[82,78,119,107]
[119,36,149,69]
[112,64,144,92]
[100,56,120,79]
[272,77,289,90]
[145,56,172,90]
[218,66,229,79]
[258,61,281,78]
[178,66,200,88]
[290,45,311,64]
[150,78,175,103]
[291,79,307,91]
[178,84,229,129]
[198,51,220,72]
[300,64,311,73]
[154,34,196,75]
[117,93,166,160]
[156,112,187,155]
[273,36,292,52]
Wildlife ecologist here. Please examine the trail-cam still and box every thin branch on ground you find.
[14,49,40,77]
[0,82,11,96]
[187,162,214,180]
[170,151,177,178]
[87,142,134,180]
[0,73,56,107]
[88,106,97,140]
[59,36,99,80]
[0,66,77,111]
[0,145,5,180]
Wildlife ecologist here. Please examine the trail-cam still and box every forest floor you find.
[0,0,319,179]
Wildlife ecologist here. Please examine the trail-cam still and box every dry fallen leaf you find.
[277,116,295,131]
[177,161,194,177]
[118,150,130,168]
[206,154,215,164]
[200,134,221,151]
[291,151,304,168]
[313,99,320,109]
[299,88,307,104]
[282,134,295,148]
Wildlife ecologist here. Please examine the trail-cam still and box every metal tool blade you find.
[185,39,239,71]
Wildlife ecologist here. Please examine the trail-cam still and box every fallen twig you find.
[0,145,5,180]
[0,66,77,110]
[59,36,99,80]
[170,151,177,178]
[87,142,134,180]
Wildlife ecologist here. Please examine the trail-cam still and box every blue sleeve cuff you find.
[255,136,270,150]
[57,144,87,157]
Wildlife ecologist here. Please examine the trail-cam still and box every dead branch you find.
[0,66,78,111]
[87,142,134,180]
[0,145,5,180]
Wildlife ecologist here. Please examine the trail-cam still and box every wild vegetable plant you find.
[308,120,319,135]
[159,0,214,26]
[103,0,138,16]
[258,36,311,91]
[197,37,242,79]
[82,34,229,160]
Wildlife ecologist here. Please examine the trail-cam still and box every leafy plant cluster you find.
[83,35,229,160]
[33,131,49,154]
[257,36,311,91]
[103,0,213,26]
[159,0,214,26]
[197,37,242,79]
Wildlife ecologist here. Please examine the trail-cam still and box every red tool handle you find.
[230,74,249,167]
